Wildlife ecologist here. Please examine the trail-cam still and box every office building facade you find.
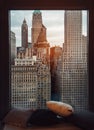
[10,31,16,64]
[11,58,51,109]
[61,11,88,111]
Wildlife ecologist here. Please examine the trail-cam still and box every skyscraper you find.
[61,11,88,111]
[11,58,51,109]
[32,10,50,66]
[11,10,51,109]
[50,46,62,101]
[32,10,42,47]
[21,18,28,48]
[34,25,50,65]
[10,31,16,64]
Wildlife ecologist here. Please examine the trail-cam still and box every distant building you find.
[21,18,28,48]
[82,35,88,62]
[28,42,32,48]
[34,24,50,66]
[11,65,38,109]
[61,11,88,111]
[17,47,25,59]
[11,10,51,109]
[11,57,51,109]
[37,62,51,108]
[32,10,50,66]
[32,10,42,47]
[50,46,62,100]
[17,47,32,59]
[10,31,16,64]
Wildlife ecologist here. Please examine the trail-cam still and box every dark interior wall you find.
[89,5,94,111]
[0,5,10,120]
[0,0,94,120]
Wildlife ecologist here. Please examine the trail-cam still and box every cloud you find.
[10,11,24,27]
[10,10,33,27]
[10,10,87,47]
[42,10,64,28]
[11,10,65,46]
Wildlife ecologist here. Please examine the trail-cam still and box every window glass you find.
[10,10,88,111]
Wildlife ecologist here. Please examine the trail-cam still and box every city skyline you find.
[10,10,87,47]
[10,10,88,111]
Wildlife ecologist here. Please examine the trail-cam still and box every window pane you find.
[10,10,88,111]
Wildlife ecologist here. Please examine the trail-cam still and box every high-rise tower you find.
[11,10,51,109]
[32,10,42,47]
[21,18,28,48]
[34,25,50,65]
[61,11,88,111]
[10,31,16,64]
[32,10,50,65]
[64,11,83,62]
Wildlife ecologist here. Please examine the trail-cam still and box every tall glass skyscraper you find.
[61,11,88,111]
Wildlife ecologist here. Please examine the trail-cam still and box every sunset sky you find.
[10,10,87,47]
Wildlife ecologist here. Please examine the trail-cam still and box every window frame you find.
[0,0,94,120]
